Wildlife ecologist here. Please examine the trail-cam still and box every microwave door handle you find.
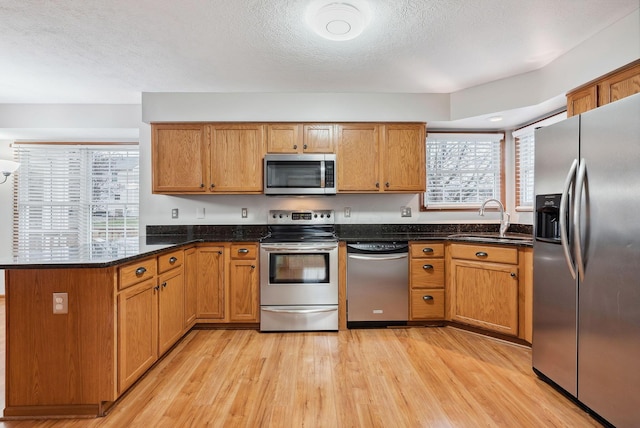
[559,158,578,280]
[320,161,326,188]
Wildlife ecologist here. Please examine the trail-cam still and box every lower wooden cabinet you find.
[229,244,260,322]
[409,242,445,320]
[118,277,159,393]
[158,266,185,355]
[196,245,226,319]
[447,244,520,336]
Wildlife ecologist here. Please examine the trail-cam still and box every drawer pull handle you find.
[422,247,434,253]
[422,264,433,270]
[169,257,177,264]
[238,248,249,254]
[422,295,434,301]
[135,267,147,276]
[475,252,488,258]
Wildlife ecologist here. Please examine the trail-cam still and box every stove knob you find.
[279,214,283,218]
[314,214,318,218]
[320,214,324,218]
[272,214,276,218]
[327,213,331,218]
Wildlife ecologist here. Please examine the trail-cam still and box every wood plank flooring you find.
[0,320,601,427]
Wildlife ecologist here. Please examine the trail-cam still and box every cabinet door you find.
[567,86,597,117]
[196,246,225,319]
[336,124,380,192]
[158,267,185,356]
[598,63,640,106]
[303,124,335,153]
[183,247,197,329]
[381,124,426,192]
[229,259,259,322]
[209,124,265,193]
[118,278,158,393]
[449,259,519,336]
[152,124,207,193]
[267,124,301,153]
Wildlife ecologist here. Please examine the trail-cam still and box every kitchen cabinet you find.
[337,123,426,192]
[152,123,208,193]
[195,245,226,320]
[229,244,260,322]
[183,246,198,329]
[409,242,445,320]
[447,243,520,337]
[157,250,185,356]
[267,123,335,153]
[151,123,265,194]
[567,59,640,117]
[208,124,265,193]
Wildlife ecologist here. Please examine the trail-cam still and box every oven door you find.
[259,242,338,305]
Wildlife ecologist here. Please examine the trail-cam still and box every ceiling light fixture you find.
[488,116,503,122]
[306,1,371,41]
[0,159,20,184]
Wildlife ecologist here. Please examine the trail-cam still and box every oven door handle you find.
[261,244,338,252]
[261,307,337,314]
[347,253,408,261]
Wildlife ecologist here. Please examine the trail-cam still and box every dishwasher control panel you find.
[347,242,408,253]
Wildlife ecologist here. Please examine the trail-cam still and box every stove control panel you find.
[268,210,335,225]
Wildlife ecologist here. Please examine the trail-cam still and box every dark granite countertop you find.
[0,223,532,269]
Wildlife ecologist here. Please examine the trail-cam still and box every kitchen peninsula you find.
[0,223,532,418]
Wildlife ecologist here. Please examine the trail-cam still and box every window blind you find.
[424,133,503,209]
[513,111,566,210]
[13,144,139,259]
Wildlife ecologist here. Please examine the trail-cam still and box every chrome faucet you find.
[479,198,510,237]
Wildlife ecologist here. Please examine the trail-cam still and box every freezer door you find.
[577,93,640,427]
[533,114,580,397]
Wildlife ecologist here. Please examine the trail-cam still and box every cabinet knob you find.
[169,257,177,264]
[375,182,380,188]
[422,264,433,270]
[154,285,160,292]
[510,272,517,278]
[135,267,147,276]
[422,295,434,301]
[218,250,223,255]
[293,144,297,149]
[385,182,390,188]
[200,183,205,188]
[238,248,249,254]
[251,265,256,269]
[210,184,215,188]
[303,144,307,149]
[422,247,434,253]
[161,282,167,288]
[475,252,488,258]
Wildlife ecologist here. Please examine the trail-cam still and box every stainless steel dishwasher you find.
[346,242,409,327]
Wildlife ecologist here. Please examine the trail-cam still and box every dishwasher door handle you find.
[347,253,408,261]
[261,307,337,314]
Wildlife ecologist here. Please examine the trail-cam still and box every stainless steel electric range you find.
[259,210,338,331]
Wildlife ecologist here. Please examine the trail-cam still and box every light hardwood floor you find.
[0,309,601,427]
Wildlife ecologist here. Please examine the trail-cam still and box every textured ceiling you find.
[0,0,637,105]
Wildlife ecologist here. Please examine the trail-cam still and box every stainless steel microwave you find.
[264,153,336,195]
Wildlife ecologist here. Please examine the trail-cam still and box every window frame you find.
[420,131,506,211]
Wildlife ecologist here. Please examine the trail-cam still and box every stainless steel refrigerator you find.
[533,93,640,427]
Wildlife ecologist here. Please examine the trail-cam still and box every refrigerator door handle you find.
[560,158,578,280]
[574,158,587,281]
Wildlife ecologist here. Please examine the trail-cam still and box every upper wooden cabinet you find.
[567,60,640,117]
[267,124,335,154]
[151,123,265,194]
[337,123,426,193]
[208,124,265,193]
[152,124,208,193]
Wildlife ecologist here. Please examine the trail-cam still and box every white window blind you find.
[513,111,566,210]
[424,133,503,209]
[13,144,139,259]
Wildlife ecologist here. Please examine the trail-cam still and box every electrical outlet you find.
[53,292,68,314]
[344,207,351,218]
[401,206,412,217]
[171,208,179,219]
[241,208,248,218]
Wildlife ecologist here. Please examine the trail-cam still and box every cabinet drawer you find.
[410,259,444,288]
[230,243,258,260]
[158,249,184,273]
[410,289,445,320]
[449,244,518,264]
[410,242,444,258]
[119,258,157,290]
